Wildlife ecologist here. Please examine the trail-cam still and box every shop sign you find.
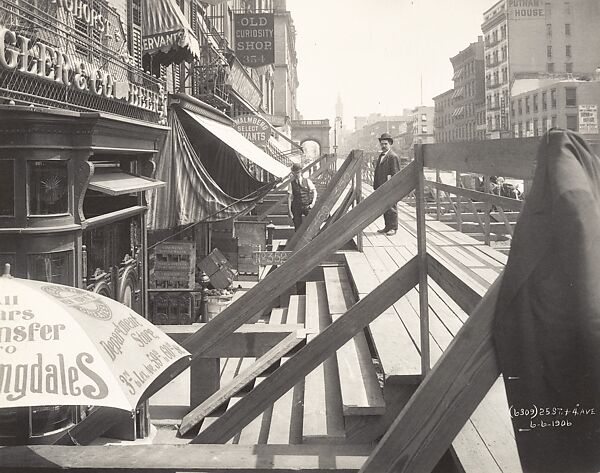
[508,0,545,19]
[234,13,275,67]
[579,105,599,134]
[234,115,271,147]
[55,0,111,36]
[0,26,167,121]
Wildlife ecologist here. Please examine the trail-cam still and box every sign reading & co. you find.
[0,26,166,120]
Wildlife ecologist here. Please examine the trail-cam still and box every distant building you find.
[481,0,600,138]
[511,79,600,139]
[433,89,454,143]
[450,37,486,141]
[410,106,435,146]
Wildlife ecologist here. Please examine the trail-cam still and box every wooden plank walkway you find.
[356,185,521,473]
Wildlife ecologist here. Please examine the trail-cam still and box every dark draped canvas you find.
[493,129,600,473]
[147,111,273,230]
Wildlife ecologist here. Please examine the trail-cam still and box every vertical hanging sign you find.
[234,13,275,67]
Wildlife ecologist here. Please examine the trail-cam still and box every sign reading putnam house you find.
[234,13,275,67]
[234,115,271,147]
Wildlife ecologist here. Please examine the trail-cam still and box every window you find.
[565,23,571,35]
[518,99,523,115]
[566,115,578,131]
[518,122,523,138]
[546,23,552,37]
[525,97,530,114]
[551,89,557,108]
[533,119,539,136]
[511,101,515,116]
[545,2,552,15]
[565,87,577,106]
[502,67,508,83]
[28,251,73,285]
[422,125,428,133]
[551,115,557,127]
[28,161,69,215]
[547,46,552,59]
[542,92,547,110]
[421,114,427,121]
[566,62,573,73]
[0,160,14,216]
[547,62,554,73]
[566,45,571,58]
[533,94,539,113]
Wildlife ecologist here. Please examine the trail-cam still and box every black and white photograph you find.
[1,0,600,472]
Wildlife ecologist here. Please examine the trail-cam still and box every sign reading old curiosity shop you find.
[234,115,271,147]
[234,13,275,67]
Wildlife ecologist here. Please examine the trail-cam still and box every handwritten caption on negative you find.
[510,404,597,430]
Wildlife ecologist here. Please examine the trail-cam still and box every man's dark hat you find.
[379,132,394,144]
[291,162,303,172]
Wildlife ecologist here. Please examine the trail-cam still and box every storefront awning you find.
[89,169,165,196]
[142,0,201,65]
[452,106,465,118]
[452,87,464,99]
[182,110,290,179]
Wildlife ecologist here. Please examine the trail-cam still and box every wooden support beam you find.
[425,180,524,212]
[54,160,418,446]
[414,144,430,375]
[286,150,363,251]
[191,258,419,444]
[422,138,538,179]
[355,167,363,252]
[179,332,305,434]
[0,444,372,472]
[359,275,503,473]
[161,324,306,358]
[496,206,514,236]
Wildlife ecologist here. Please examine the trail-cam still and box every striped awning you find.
[142,0,201,65]
[452,68,463,81]
[452,87,465,99]
[452,106,465,118]
[183,109,290,178]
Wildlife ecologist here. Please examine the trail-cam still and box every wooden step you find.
[343,251,421,386]
[272,224,295,241]
[302,281,345,444]
[322,266,385,416]
[286,295,306,325]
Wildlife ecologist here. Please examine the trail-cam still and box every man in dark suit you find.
[373,132,401,236]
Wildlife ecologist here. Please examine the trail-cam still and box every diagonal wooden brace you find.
[53,159,418,446]
[359,273,503,473]
[190,257,420,444]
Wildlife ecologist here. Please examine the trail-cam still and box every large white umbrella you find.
[0,265,190,411]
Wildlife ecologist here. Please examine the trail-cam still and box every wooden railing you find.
[419,138,539,245]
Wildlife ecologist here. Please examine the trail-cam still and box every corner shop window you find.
[0,161,14,216]
[28,161,68,215]
[28,251,73,285]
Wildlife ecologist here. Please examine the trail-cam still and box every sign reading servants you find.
[234,13,275,67]
[234,115,271,147]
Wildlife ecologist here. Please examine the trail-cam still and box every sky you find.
[287,0,497,129]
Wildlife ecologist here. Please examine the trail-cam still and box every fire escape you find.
[191,4,232,112]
